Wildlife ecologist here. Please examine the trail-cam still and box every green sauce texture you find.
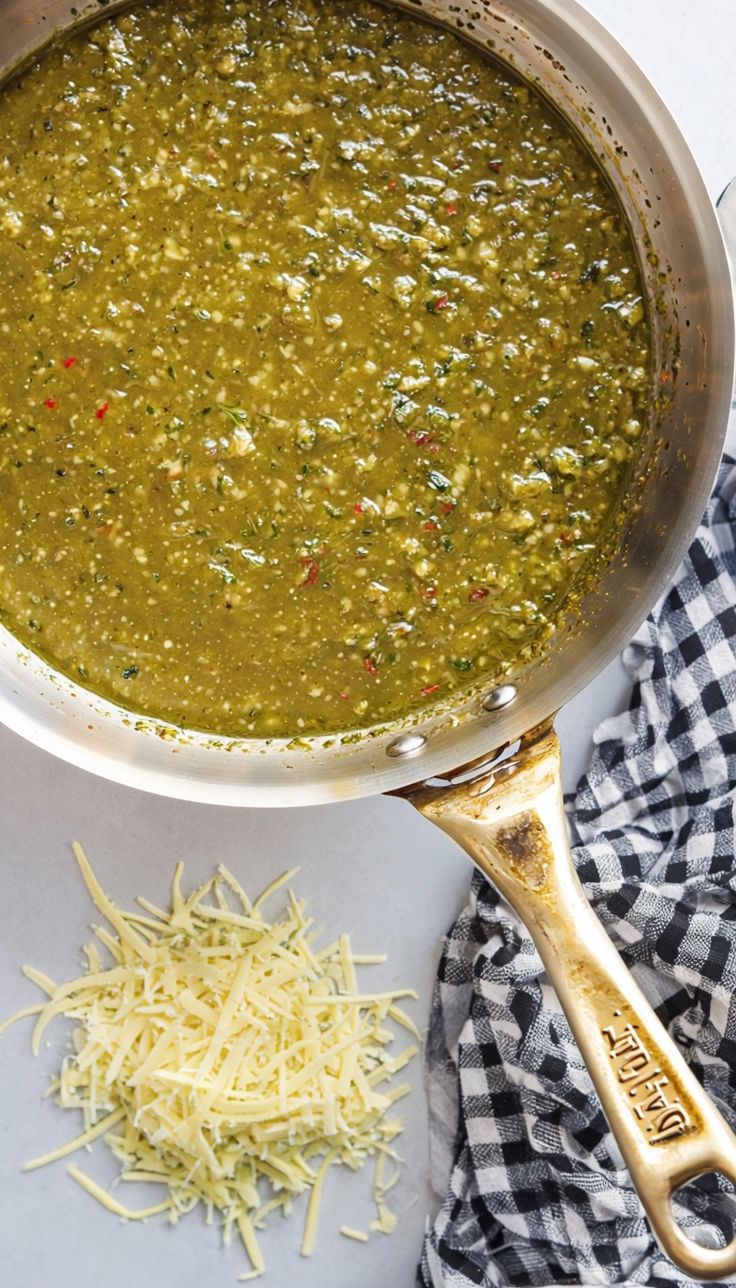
[0,0,649,736]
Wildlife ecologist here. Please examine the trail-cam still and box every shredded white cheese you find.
[339,1225,369,1242]
[2,843,419,1279]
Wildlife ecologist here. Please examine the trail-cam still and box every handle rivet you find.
[482,684,517,712]
[386,732,427,758]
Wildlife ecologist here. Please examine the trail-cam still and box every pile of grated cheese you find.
[1,843,419,1279]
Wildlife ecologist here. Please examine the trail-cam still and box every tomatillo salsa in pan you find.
[0,0,649,737]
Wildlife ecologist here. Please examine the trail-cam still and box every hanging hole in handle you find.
[672,1171,736,1251]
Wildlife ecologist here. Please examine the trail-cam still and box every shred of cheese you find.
[339,1225,369,1242]
[0,1002,44,1038]
[23,1106,126,1171]
[67,1164,174,1220]
[2,844,419,1279]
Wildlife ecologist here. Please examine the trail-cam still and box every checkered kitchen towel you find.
[419,453,736,1288]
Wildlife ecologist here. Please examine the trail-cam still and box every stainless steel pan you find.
[1,0,735,1275]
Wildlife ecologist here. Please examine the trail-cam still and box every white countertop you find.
[1,4,735,1286]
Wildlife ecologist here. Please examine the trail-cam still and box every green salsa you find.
[0,0,649,737]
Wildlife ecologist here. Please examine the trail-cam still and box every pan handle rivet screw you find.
[386,732,427,758]
[482,684,517,712]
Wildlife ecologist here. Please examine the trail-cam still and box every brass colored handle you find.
[407,722,736,1280]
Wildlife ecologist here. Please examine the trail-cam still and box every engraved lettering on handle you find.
[603,1012,692,1145]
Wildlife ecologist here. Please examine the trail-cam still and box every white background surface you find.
[1,4,735,1287]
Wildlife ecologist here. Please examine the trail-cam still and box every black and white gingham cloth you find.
[419,454,736,1288]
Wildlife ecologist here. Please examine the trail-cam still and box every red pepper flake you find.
[423,519,438,532]
[421,585,438,602]
[434,293,450,311]
[440,500,456,515]
[353,501,364,514]
[63,356,77,370]
[408,429,435,447]
[95,401,110,421]
[363,656,378,676]
[660,370,671,384]
[489,160,503,173]
[207,146,218,161]
[550,270,564,281]
[338,692,350,701]
[559,531,573,546]
[43,397,58,410]
[387,177,398,191]
[421,683,441,697]
[300,558,319,586]
[445,202,459,217]
[468,587,489,602]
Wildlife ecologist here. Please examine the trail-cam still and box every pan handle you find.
[405,721,736,1280]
